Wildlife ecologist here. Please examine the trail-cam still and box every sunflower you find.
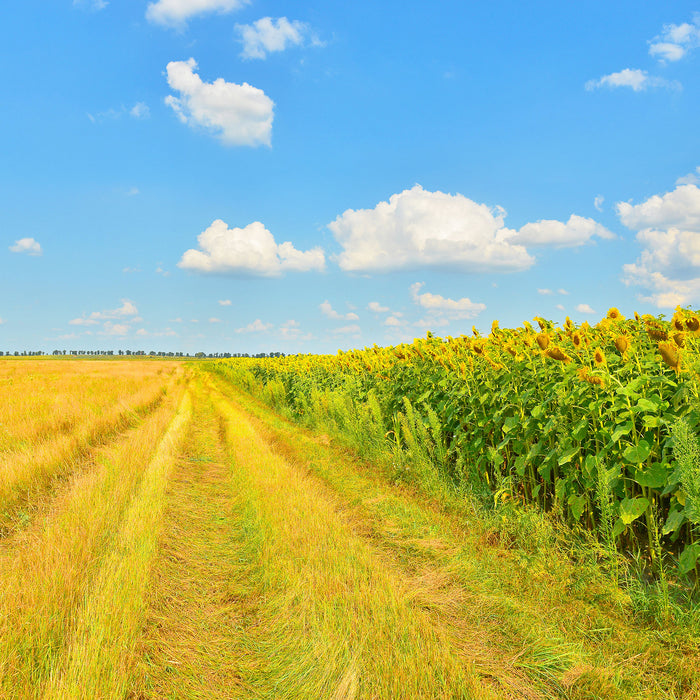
[593,348,606,366]
[647,328,668,342]
[614,335,629,355]
[658,342,680,372]
[572,332,583,349]
[607,307,624,320]
[686,316,700,333]
[545,346,571,362]
[536,333,550,350]
[491,319,500,335]
[673,332,685,348]
[673,316,685,332]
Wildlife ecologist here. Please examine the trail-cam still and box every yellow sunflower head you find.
[686,316,700,333]
[572,332,582,349]
[614,335,629,355]
[594,348,606,366]
[658,342,680,372]
[607,307,624,321]
[536,333,550,350]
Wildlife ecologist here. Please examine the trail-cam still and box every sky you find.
[1,0,700,354]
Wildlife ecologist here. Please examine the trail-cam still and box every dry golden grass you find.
[0,372,187,698]
[0,359,181,535]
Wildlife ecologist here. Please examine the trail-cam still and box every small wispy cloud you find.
[320,301,359,321]
[585,68,680,92]
[9,238,42,256]
[236,17,323,60]
[649,13,700,63]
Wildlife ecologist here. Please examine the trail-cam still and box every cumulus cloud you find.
[585,68,679,92]
[165,58,274,147]
[319,301,359,321]
[649,14,700,62]
[178,219,325,276]
[367,301,390,313]
[576,304,595,314]
[209,317,222,323]
[410,282,486,320]
[677,167,700,186]
[147,0,248,28]
[510,214,614,247]
[9,238,42,256]
[594,195,605,212]
[619,183,700,306]
[100,322,130,336]
[236,319,273,333]
[218,299,232,306]
[236,17,321,59]
[384,316,404,327]
[329,186,609,273]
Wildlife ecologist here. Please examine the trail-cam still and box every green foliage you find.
[208,308,700,578]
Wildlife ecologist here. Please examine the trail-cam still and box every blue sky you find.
[1,0,700,354]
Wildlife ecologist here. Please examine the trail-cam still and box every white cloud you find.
[236,319,273,333]
[594,195,604,212]
[329,186,609,273]
[576,304,595,314]
[617,184,700,231]
[332,324,361,335]
[384,316,403,327]
[0,318,5,325]
[677,167,700,186]
[538,288,553,295]
[330,186,531,273]
[165,58,274,147]
[556,304,565,312]
[129,102,150,119]
[73,0,108,10]
[585,68,679,92]
[367,301,390,313]
[280,319,313,341]
[510,214,614,248]
[558,288,569,295]
[410,282,486,320]
[218,299,232,306]
[320,301,359,321]
[69,299,139,327]
[88,103,152,123]
[146,0,248,28]
[9,237,42,256]
[649,14,700,62]
[178,219,325,276]
[209,317,222,323]
[236,17,320,60]
[619,183,700,306]
[100,322,130,336]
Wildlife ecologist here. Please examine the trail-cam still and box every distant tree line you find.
[0,350,287,359]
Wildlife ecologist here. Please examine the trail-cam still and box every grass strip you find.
[42,388,192,699]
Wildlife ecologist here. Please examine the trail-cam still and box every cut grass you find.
[43,388,192,699]
[0,379,187,698]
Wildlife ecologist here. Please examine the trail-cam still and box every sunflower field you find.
[211,308,700,577]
